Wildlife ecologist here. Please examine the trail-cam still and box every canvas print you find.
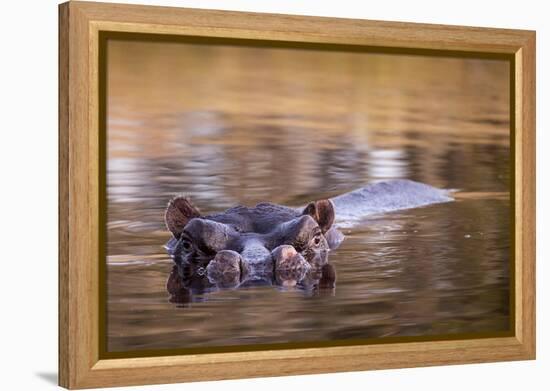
[105,37,511,354]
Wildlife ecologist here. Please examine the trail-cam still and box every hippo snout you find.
[271,245,311,287]
[205,244,314,288]
[206,250,248,288]
[271,245,307,269]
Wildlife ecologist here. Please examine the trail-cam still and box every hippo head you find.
[163,196,344,287]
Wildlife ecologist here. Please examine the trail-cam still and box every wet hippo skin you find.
[164,179,453,290]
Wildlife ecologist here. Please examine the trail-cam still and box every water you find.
[106,40,511,353]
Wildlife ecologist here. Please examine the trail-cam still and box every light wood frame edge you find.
[58,1,536,389]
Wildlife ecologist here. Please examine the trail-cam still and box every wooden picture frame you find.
[58,1,536,389]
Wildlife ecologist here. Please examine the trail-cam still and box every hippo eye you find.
[181,239,193,252]
[313,233,322,247]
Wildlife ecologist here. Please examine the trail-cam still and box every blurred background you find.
[106,39,511,352]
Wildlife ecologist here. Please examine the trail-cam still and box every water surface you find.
[106,40,510,352]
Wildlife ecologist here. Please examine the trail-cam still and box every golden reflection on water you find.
[106,40,510,352]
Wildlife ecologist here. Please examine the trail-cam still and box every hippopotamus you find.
[164,179,453,291]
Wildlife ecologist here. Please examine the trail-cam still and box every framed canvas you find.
[58,1,536,389]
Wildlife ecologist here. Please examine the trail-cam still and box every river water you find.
[105,40,511,353]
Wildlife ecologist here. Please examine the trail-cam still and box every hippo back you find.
[330,179,453,227]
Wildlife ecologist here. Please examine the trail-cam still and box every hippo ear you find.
[164,196,202,238]
[302,200,335,233]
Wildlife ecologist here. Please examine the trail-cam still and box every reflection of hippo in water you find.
[166,262,337,305]
[164,179,453,291]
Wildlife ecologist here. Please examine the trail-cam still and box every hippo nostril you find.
[206,250,243,287]
[276,245,298,259]
[272,244,309,271]
[271,244,310,287]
